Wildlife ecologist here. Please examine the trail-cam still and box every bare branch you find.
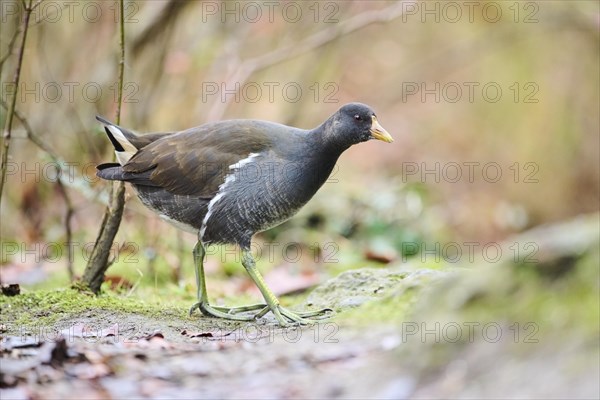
[0,23,22,74]
[82,0,128,294]
[207,2,411,121]
[0,0,33,211]
[131,0,191,57]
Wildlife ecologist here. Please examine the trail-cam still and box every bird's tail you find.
[96,162,155,185]
[96,163,125,181]
[96,116,138,165]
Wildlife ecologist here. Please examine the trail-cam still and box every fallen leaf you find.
[104,275,133,290]
[181,329,233,340]
[38,337,69,367]
[1,336,42,351]
[364,249,397,264]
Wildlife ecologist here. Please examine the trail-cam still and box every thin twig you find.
[81,0,127,293]
[0,0,34,211]
[131,0,190,56]
[56,179,75,279]
[207,2,411,121]
[0,22,22,76]
[115,0,126,126]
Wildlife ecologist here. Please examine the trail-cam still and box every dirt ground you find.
[2,216,599,399]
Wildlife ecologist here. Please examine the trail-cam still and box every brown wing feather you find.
[122,120,274,197]
[127,131,175,149]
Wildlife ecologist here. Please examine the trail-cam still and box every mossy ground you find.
[0,288,182,328]
[3,240,597,337]
[2,217,598,398]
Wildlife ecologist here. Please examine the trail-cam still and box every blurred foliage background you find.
[0,1,598,295]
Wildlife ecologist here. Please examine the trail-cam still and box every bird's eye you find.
[354,114,361,120]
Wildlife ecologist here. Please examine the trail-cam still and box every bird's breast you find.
[201,156,336,246]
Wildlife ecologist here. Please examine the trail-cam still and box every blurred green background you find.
[0,1,598,294]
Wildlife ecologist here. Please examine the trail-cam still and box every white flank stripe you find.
[231,153,259,169]
[200,153,260,242]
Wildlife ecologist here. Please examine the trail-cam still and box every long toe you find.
[217,303,268,315]
[190,301,256,321]
[277,306,328,326]
[295,308,334,319]
[189,302,201,316]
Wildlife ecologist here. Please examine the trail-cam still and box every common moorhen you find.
[96,103,392,326]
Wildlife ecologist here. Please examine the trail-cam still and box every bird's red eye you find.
[354,114,361,120]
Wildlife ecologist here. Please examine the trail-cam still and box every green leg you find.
[241,250,333,326]
[188,242,332,325]
[189,241,263,321]
[193,241,207,303]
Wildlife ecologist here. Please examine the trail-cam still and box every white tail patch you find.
[115,151,134,165]
[107,125,137,165]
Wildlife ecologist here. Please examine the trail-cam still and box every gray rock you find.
[306,267,446,311]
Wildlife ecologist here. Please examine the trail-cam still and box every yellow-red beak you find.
[370,116,393,143]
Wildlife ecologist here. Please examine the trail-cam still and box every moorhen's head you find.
[320,103,393,151]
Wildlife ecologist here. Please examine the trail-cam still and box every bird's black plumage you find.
[97,103,391,245]
[96,102,392,325]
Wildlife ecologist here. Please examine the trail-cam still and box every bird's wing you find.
[121,120,275,197]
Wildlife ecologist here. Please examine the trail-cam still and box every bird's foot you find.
[266,305,334,327]
[189,301,333,326]
[189,301,266,321]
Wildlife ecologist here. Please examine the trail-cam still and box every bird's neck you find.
[295,127,344,198]
[310,120,351,158]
